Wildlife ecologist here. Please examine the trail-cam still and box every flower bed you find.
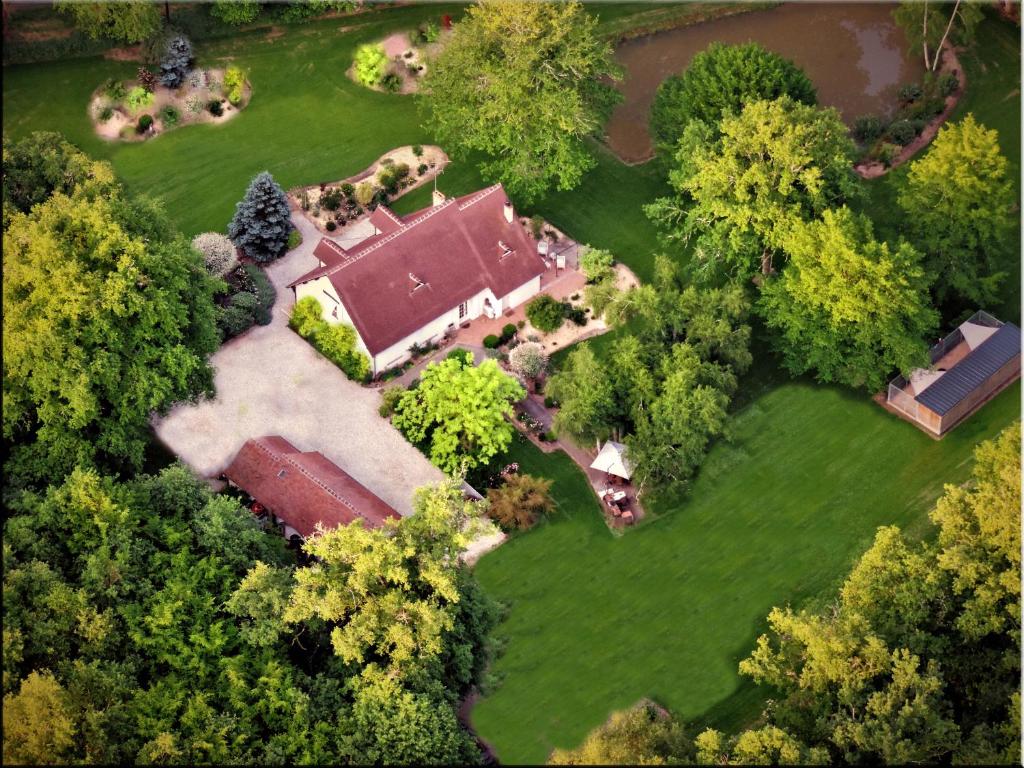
[89,66,251,142]
[347,23,452,94]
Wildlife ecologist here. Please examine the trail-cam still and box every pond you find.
[606,2,926,163]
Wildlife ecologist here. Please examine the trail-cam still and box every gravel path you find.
[153,213,446,517]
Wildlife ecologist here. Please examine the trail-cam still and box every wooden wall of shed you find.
[938,354,1021,435]
[917,405,943,435]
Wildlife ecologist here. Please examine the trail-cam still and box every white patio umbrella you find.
[590,441,633,480]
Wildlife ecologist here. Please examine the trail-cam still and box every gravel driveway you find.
[154,214,446,517]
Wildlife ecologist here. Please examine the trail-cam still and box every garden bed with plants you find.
[290,144,447,234]
[348,17,452,94]
[853,44,965,177]
[90,64,251,142]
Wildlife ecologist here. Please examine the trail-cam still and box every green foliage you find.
[893,1,984,71]
[137,113,153,132]
[125,85,153,111]
[224,65,246,105]
[208,98,224,116]
[526,294,567,333]
[192,231,238,276]
[274,0,358,23]
[483,334,500,349]
[897,114,1014,307]
[508,341,547,381]
[549,701,693,764]
[887,118,917,145]
[103,77,127,102]
[228,170,292,263]
[210,0,261,26]
[289,296,369,381]
[159,35,193,89]
[2,140,218,481]
[579,246,615,283]
[650,42,816,159]
[759,207,936,390]
[547,343,615,445]
[647,96,858,283]
[720,422,1021,764]
[2,131,96,214]
[381,72,401,93]
[486,473,555,530]
[422,0,622,202]
[158,104,180,127]
[417,20,441,44]
[287,228,302,250]
[378,385,405,418]
[393,356,525,475]
[2,670,77,764]
[320,187,342,210]
[55,0,161,43]
[354,43,388,87]
[853,114,883,144]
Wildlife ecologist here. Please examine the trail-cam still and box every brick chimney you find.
[503,199,514,224]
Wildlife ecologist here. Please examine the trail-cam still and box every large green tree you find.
[893,0,984,71]
[2,149,219,481]
[897,114,1015,307]
[758,207,937,391]
[650,42,816,160]
[546,342,616,445]
[2,132,97,216]
[392,357,524,475]
[55,0,161,43]
[646,96,857,282]
[549,701,693,765]
[706,422,1021,765]
[421,0,621,202]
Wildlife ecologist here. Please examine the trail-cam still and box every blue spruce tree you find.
[228,171,292,263]
[159,35,193,88]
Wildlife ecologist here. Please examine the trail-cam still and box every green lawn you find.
[473,382,1019,764]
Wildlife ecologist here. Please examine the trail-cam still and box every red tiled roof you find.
[290,185,546,355]
[224,436,400,538]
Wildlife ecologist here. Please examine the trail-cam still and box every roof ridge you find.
[457,183,503,211]
[377,205,402,225]
[252,438,369,523]
[321,239,347,257]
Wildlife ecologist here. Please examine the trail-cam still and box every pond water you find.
[606,2,926,163]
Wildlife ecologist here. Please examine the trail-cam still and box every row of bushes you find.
[217,263,276,340]
[483,323,522,349]
[290,296,370,381]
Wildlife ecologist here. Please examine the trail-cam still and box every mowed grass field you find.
[473,383,1020,764]
[4,6,1019,765]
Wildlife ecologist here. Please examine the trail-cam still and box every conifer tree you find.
[227,171,292,263]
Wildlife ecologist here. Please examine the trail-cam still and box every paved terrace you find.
[154,214,446,517]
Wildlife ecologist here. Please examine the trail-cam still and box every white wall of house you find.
[501,275,542,311]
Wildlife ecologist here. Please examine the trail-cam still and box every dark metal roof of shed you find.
[915,323,1021,416]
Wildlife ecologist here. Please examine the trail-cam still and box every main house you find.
[288,184,547,376]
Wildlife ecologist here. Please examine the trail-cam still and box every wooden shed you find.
[887,312,1020,437]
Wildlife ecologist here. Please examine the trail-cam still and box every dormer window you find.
[409,272,428,294]
[498,240,514,261]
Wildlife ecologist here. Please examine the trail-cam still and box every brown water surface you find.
[607,2,925,163]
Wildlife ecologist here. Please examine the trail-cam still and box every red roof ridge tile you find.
[456,183,503,211]
[377,205,403,226]
[320,239,348,258]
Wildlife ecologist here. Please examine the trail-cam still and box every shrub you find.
[287,228,302,251]
[898,82,923,103]
[354,43,387,87]
[137,114,154,132]
[126,86,154,111]
[447,348,474,366]
[879,142,900,167]
[938,72,959,97]
[103,78,127,102]
[381,73,401,93]
[887,119,917,146]
[325,220,337,231]
[241,263,275,324]
[355,182,375,206]
[136,66,157,92]
[853,114,883,144]
[207,99,224,117]
[483,334,500,349]
[316,322,370,380]
[340,182,355,199]
[508,341,547,380]
[526,294,565,333]
[186,95,203,113]
[565,304,587,326]
[98,105,114,123]
[585,280,618,319]
[543,395,557,408]
[417,163,428,176]
[412,144,423,157]
[159,35,193,88]
[501,323,517,341]
[418,20,440,44]
[527,214,544,240]
[224,65,246,105]
[486,473,554,530]
[379,386,405,417]
[219,299,256,338]
[158,105,180,127]
[580,247,615,282]
[321,187,343,211]
[192,232,237,276]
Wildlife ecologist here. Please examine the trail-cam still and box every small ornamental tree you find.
[228,171,292,263]
[526,294,566,333]
[191,232,238,276]
[486,473,554,530]
[508,341,548,381]
[159,35,193,89]
[580,246,615,283]
[136,66,157,93]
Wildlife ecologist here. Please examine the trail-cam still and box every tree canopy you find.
[893,0,984,71]
[897,114,1014,308]
[650,42,816,160]
[55,0,161,43]
[2,138,218,481]
[549,701,693,765]
[227,171,293,264]
[393,356,525,475]
[421,0,621,202]
[758,207,937,390]
[647,96,857,282]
